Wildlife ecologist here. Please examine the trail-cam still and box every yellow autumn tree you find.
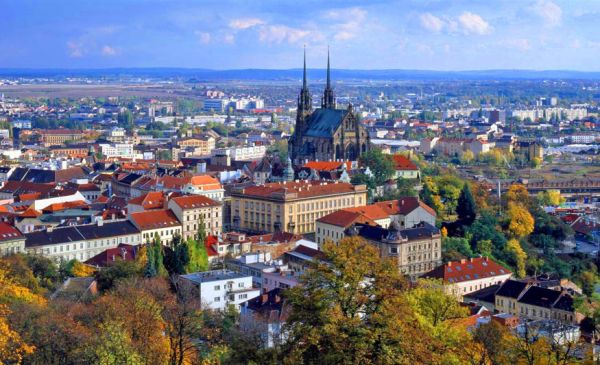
[507,203,535,238]
[506,184,529,204]
[0,305,35,365]
[505,239,527,278]
[71,261,96,277]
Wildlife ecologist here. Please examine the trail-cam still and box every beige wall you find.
[231,191,367,234]
[0,239,25,256]
[447,273,512,298]
[168,200,223,240]
[315,222,347,248]
[140,226,182,246]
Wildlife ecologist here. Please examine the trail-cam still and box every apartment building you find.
[179,270,260,311]
[0,222,25,256]
[425,257,512,297]
[168,194,223,239]
[178,136,216,156]
[358,222,442,279]
[129,209,182,245]
[38,129,84,147]
[24,220,142,262]
[230,181,368,235]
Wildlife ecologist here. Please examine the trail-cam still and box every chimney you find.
[470,257,474,262]
[460,259,466,264]
[448,261,452,267]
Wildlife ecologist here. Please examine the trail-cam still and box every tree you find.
[185,238,209,273]
[476,239,493,257]
[505,239,527,278]
[144,234,167,278]
[0,304,35,365]
[537,190,564,207]
[164,234,189,275]
[405,279,468,327]
[282,237,448,364]
[530,157,541,169]
[507,203,535,238]
[460,150,474,165]
[358,148,395,186]
[580,271,597,297]
[88,321,143,365]
[96,260,139,292]
[506,184,530,205]
[457,182,477,224]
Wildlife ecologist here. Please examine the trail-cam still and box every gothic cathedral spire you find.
[296,46,312,135]
[322,47,336,109]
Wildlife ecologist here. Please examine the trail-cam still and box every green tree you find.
[505,239,527,278]
[476,239,493,257]
[89,321,143,365]
[184,238,209,273]
[358,148,395,186]
[457,182,477,224]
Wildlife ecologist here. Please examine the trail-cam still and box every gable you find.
[304,108,348,138]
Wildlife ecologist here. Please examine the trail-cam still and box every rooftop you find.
[180,269,248,284]
[170,194,220,209]
[424,257,511,284]
[234,180,364,200]
[129,209,181,230]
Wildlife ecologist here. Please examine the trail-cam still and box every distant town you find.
[0,57,599,364]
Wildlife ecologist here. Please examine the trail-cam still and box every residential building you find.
[181,175,225,201]
[178,136,216,156]
[179,270,261,311]
[230,181,368,234]
[168,194,223,239]
[129,209,182,245]
[425,257,512,297]
[25,220,142,262]
[38,129,84,147]
[421,137,493,157]
[495,279,583,324]
[127,191,167,214]
[392,154,420,179]
[98,143,135,159]
[356,221,442,278]
[240,288,289,348]
[211,145,267,161]
[0,222,25,256]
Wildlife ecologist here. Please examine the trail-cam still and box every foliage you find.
[505,239,527,278]
[506,184,530,205]
[442,237,473,261]
[537,189,564,206]
[0,304,35,365]
[457,182,477,224]
[62,260,96,278]
[96,260,139,292]
[144,235,167,278]
[185,238,209,274]
[88,321,143,365]
[507,202,535,238]
[476,239,493,257]
[358,148,395,186]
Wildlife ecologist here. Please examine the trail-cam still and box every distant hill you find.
[2,68,600,81]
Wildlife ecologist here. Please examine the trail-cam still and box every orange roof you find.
[317,210,377,228]
[392,155,418,171]
[128,191,166,210]
[189,175,222,190]
[424,257,511,284]
[42,200,88,212]
[171,195,220,209]
[130,209,181,230]
[345,205,390,221]
[20,207,41,218]
[0,222,23,241]
[374,198,437,217]
[303,161,351,171]
[95,195,109,203]
[17,192,42,201]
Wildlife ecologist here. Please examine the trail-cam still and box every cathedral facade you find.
[289,51,369,164]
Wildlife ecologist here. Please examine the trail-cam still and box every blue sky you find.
[1,0,599,70]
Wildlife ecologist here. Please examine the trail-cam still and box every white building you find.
[211,145,267,161]
[98,143,135,159]
[24,220,142,262]
[179,270,261,311]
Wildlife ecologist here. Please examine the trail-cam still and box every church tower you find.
[296,47,312,134]
[321,48,336,109]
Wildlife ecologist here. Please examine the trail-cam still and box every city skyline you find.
[2,0,600,71]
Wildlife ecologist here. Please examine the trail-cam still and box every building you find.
[495,279,582,324]
[421,137,493,157]
[178,136,216,156]
[425,257,512,297]
[38,129,84,147]
[129,209,182,246]
[230,181,368,234]
[392,154,420,179]
[516,141,544,162]
[168,195,223,239]
[181,175,225,201]
[98,143,135,159]
[289,50,369,163]
[179,270,261,311]
[25,220,142,262]
[315,198,437,245]
[0,222,25,256]
[356,221,442,278]
[211,145,267,161]
[127,191,167,214]
[240,288,289,348]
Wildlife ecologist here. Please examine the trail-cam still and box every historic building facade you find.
[289,51,369,164]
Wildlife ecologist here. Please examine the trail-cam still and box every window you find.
[214,297,220,302]
[214,285,220,290]
[238,294,248,299]
[238,282,244,288]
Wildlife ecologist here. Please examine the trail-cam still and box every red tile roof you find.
[128,191,166,210]
[170,195,220,209]
[0,222,23,241]
[392,154,418,171]
[189,175,222,190]
[130,209,181,230]
[238,181,363,200]
[317,210,378,228]
[303,161,351,171]
[374,198,437,217]
[19,207,41,218]
[42,200,88,213]
[424,257,511,284]
[85,244,138,267]
[345,205,390,221]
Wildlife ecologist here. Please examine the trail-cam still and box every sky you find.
[1,0,600,71]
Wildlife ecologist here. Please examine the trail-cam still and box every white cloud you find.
[258,25,310,44]
[419,11,490,35]
[229,18,264,30]
[195,31,211,44]
[101,45,118,56]
[223,33,235,44]
[327,7,367,41]
[458,12,491,35]
[67,41,83,57]
[530,0,562,26]
[420,13,444,32]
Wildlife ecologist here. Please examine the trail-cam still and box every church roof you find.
[304,108,348,138]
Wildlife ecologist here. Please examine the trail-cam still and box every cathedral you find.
[289,50,370,164]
